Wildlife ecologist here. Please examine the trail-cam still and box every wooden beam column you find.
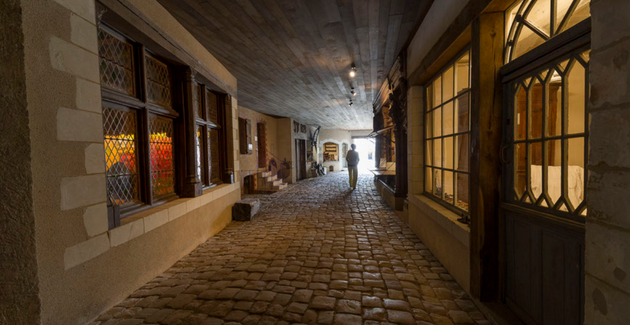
[470,11,504,301]
[179,67,202,197]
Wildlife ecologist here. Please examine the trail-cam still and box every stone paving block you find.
[232,198,260,221]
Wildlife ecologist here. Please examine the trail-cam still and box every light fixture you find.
[351,87,356,96]
[349,100,353,106]
[349,65,357,78]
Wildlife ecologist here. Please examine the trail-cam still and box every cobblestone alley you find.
[93,172,488,325]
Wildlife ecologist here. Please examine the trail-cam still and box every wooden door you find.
[295,139,307,181]
[502,49,589,325]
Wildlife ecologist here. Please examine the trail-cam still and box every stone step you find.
[261,171,272,178]
[272,179,283,186]
[273,183,288,191]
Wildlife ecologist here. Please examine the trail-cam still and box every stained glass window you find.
[103,106,139,206]
[425,51,471,213]
[149,115,175,197]
[505,0,591,63]
[209,128,221,184]
[145,55,172,109]
[97,28,135,96]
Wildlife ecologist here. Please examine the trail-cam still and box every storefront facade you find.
[402,0,630,323]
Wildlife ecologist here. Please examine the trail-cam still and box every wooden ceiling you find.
[158,0,428,129]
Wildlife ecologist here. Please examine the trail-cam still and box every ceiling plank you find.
[157,0,427,129]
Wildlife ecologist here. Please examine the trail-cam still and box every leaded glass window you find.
[508,49,589,216]
[145,54,173,109]
[98,24,181,217]
[149,115,175,197]
[98,27,135,96]
[425,50,471,213]
[505,0,591,63]
[209,128,221,184]
[103,105,139,206]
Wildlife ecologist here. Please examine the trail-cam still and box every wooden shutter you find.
[257,123,267,168]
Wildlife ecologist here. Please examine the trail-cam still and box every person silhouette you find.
[346,144,359,189]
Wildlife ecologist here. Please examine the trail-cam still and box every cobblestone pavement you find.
[93,172,488,325]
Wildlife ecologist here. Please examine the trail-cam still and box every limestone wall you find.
[238,106,279,189]
[18,0,241,324]
[276,117,297,184]
[585,0,630,323]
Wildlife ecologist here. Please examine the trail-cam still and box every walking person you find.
[346,144,360,189]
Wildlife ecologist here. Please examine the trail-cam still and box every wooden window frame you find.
[257,122,267,168]
[423,47,472,218]
[239,118,253,155]
[99,24,180,220]
[504,0,591,63]
[195,84,226,188]
[503,46,590,222]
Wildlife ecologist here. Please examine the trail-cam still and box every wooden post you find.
[470,11,504,301]
[179,67,202,197]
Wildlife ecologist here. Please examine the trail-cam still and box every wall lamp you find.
[349,65,357,78]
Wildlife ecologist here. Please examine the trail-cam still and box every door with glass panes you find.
[501,0,590,324]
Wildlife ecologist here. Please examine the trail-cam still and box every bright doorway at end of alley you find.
[352,138,375,174]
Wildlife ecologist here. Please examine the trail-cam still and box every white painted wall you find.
[318,129,352,172]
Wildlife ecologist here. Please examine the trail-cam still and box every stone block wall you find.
[585,0,630,323]
[16,0,241,324]
[238,106,280,188]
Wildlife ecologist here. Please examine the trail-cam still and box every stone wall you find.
[276,118,297,184]
[405,1,474,293]
[238,106,279,188]
[585,0,630,323]
[0,0,41,323]
[17,0,241,324]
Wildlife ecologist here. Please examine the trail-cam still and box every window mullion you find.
[137,44,154,205]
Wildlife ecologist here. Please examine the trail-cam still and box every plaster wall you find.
[585,0,630,323]
[407,0,469,75]
[19,0,241,324]
[0,1,41,323]
[318,129,353,172]
[238,106,279,187]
